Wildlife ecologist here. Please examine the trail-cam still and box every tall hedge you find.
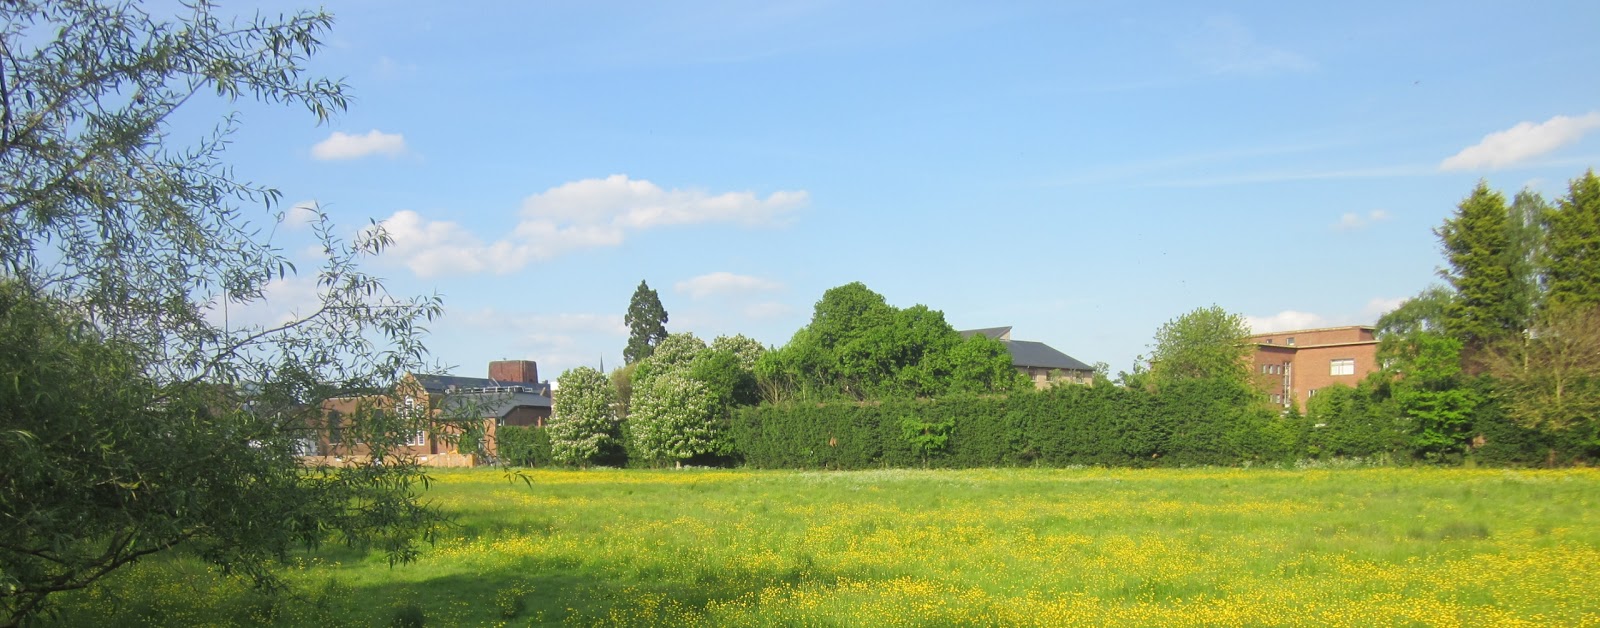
[730,382,1298,469]
[496,425,553,467]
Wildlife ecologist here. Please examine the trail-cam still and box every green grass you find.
[46,467,1600,626]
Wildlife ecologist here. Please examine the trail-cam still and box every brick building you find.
[308,359,552,466]
[1249,326,1380,410]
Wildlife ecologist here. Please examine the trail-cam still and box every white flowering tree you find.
[548,367,619,466]
[633,331,707,388]
[711,334,766,371]
[628,372,719,467]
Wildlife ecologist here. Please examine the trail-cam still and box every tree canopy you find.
[624,281,669,364]
[0,2,458,622]
[1145,305,1254,388]
[548,366,620,466]
[755,282,1023,401]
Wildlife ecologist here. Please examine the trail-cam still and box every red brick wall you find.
[489,360,539,384]
[1291,342,1379,407]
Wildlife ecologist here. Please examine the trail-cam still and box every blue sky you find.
[213,1,1600,380]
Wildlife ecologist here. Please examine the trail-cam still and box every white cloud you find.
[1182,17,1314,76]
[442,307,629,376]
[1441,112,1600,171]
[1334,209,1391,231]
[375,175,808,277]
[522,174,806,228]
[675,272,782,299]
[455,308,627,337]
[282,201,320,230]
[1246,310,1330,334]
[1360,297,1405,322]
[1247,298,1403,334]
[311,129,409,160]
[205,276,323,329]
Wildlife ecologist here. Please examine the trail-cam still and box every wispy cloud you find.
[1247,297,1404,334]
[281,201,321,230]
[1181,16,1314,76]
[1441,112,1600,171]
[375,175,809,278]
[1334,210,1391,231]
[1152,164,1432,188]
[675,272,782,299]
[311,130,409,160]
[1246,310,1330,334]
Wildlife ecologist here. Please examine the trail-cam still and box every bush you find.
[497,425,553,467]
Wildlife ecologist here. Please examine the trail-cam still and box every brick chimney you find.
[488,360,539,384]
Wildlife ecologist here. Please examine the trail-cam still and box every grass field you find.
[47,466,1600,627]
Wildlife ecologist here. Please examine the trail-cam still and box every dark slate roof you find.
[411,373,550,396]
[412,373,495,393]
[959,326,1013,340]
[1002,339,1093,372]
[439,391,552,420]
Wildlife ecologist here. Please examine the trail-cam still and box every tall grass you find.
[47,467,1600,626]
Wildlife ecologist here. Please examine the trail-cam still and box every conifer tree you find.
[1541,170,1600,310]
[624,281,669,364]
[1437,182,1525,353]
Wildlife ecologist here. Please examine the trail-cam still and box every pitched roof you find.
[960,326,1013,340]
[958,326,1092,372]
[438,390,552,419]
[1002,339,1093,372]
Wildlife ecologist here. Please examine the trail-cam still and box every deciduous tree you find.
[548,367,620,466]
[627,372,718,467]
[1146,305,1253,387]
[0,3,457,623]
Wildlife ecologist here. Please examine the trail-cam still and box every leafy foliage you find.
[548,367,620,466]
[628,373,719,466]
[495,425,553,467]
[755,282,1022,401]
[1540,170,1600,310]
[1145,305,1254,388]
[0,3,457,622]
[1436,182,1531,353]
[623,281,669,365]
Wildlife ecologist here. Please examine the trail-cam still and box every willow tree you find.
[0,2,461,623]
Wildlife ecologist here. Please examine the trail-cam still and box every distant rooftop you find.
[959,326,1093,372]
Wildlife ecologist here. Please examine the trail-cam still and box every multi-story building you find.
[1249,326,1379,410]
[309,359,552,466]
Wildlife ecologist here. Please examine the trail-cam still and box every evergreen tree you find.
[1542,170,1600,310]
[1436,182,1525,353]
[623,280,669,364]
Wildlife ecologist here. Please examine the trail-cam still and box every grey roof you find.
[438,391,552,420]
[960,326,1013,340]
[1001,339,1093,372]
[411,373,549,396]
[959,326,1092,372]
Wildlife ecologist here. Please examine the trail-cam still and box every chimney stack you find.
[488,360,539,384]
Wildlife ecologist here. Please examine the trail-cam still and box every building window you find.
[1330,358,1355,376]
[1286,337,1296,346]
[1269,393,1284,404]
[406,430,427,447]
[1307,388,1318,398]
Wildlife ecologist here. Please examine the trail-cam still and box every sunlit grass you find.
[48,467,1600,626]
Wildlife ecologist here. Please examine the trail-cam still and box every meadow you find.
[47,466,1600,627]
